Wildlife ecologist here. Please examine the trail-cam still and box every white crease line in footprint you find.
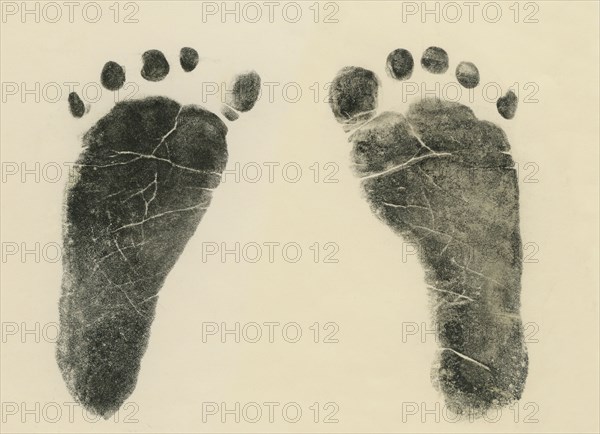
[360,152,453,180]
[440,347,491,372]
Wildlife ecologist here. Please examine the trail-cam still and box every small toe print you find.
[68,92,85,118]
[456,61,480,88]
[180,47,199,72]
[141,49,170,81]
[386,48,414,80]
[221,105,239,121]
[421,47,449,74]
[100,61,126,91]
[497,90,518,119]
[228,71,261,112]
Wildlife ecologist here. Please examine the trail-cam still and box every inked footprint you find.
[59,48,260,417]
[329,47,526,416]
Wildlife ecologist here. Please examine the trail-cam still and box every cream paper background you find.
[1,1,598,432]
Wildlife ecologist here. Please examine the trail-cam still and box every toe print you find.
[180,47,199,72]
[386,48,414,80]
[329,47,525,417]
[421,46,449,74]
[226,71,262,112]
[100,61,126,91]
[68,92,85,118]
[497,90,519,120]
[329,66,379,126]
[220,70,261,121]
[455,61,480,89]
[141,49,170,81]
[59,48,260,417]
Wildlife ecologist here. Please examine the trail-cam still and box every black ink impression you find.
[329,48,527,418]
[330,66,379,125]
[456,61,480,88]
[101,61,126,91]
[180,47,199,72]
[226,71,261,112]
[141,49,170,82]
[58,51,261,417]
[68,92,85,118]
[421,46,449,74]
[497,90,518,119]
[386,48,415,80]
[220,105,239,121]
[58,97,228,417]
